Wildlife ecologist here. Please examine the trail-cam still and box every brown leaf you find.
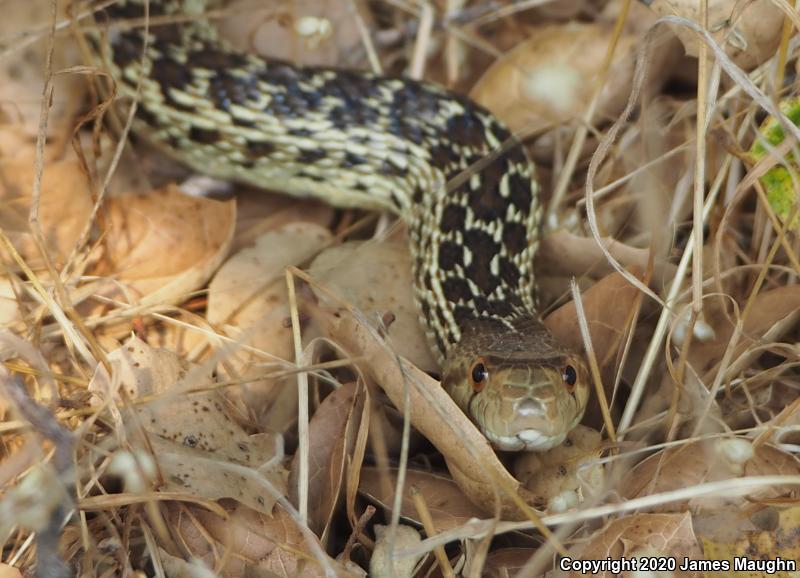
[206,222,332,431]
[538,230,677,288]
[92,185,236,306]
[689,285,800,378]
[232,190,334,253]
[545,269,644,367]
[0,132,93,267]
[208,222,330,327]
[469,23,639,135]
[147,435,285,515]
[308,240,437,372]
[0,564,23,578]
[219,0,368,68]
[620,439,800,511]
[370,524,423,578]
[89,337,287,514]
[359,466,486,531]
[700,506,800,578]
[171,503,356,578]
[568,512,702,578]
[650,0,783,69]
[481,548,535,578]
[288,381,366,537]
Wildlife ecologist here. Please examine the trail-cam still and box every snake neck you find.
[98,0,543,361]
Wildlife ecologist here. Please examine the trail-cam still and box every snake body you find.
[99,0,589,450]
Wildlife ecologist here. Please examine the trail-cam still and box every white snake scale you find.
[96,0,590,450]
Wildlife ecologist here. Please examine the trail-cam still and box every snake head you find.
[441,332,590,451]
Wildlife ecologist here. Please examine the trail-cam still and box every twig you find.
[1,369,74,578]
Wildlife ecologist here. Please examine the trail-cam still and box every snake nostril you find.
[517,398,545,418]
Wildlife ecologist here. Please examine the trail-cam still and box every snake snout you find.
[516,398,546,418]
[507,392,558,431]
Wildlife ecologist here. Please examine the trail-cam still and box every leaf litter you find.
[1,0,800,576]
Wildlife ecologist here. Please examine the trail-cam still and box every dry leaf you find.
[308,240,437,372]
[0,131,93,266]
[0,278,20,326]
[481,548,534,578]
[568,512,702,578]
[470,23,639,134]
[689,285,800,378]
[232,190,334,252]
[650,0,783,69]
[620,439,800,511]
[700,506,800,578]
[288,381,366,537]
[538,230,677,289]
[0,3,83,132]
[172,502,354,578]
[92,185,236,306]
[206,222,332,430]
[89,336,287,514]
[0,564,22,578]
[359,467,486,530]
[147,435,286,515]
[369,524,423,578]
[208,222,330,326]
[157,548,219,578]
[220,0,367,68]
[544,269,644,367]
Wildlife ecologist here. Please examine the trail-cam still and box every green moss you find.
[748,99,800,231]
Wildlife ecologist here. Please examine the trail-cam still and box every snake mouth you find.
[482,427,567,452]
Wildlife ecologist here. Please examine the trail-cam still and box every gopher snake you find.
[97,0,589,450]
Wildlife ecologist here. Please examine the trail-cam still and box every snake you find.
[96,0,590,451]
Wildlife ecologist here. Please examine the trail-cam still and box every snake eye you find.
[470,361,488,391]
[563,365,578,391]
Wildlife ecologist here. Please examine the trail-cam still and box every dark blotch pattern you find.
[440,204,466,233]
[507,171,533,216]
[501,222,528,256]
[464,229,500,294]
[468,164,507,221]
[381,158,407,177]
[443,278,473,303]
[246,140,276,157]
[343,151,368,167]
[138,107,159,127]
[189,47,249,71]
[288,127,313,137]
[151,57,192,98]
[296,148,327,164]
[103,0,166,20]
[486,298,514,316]
[453,305,475,324]
[209,70,260,112]
[429,144,460,171]
[499,258,520,286]
[297,170,325,183]
[437,241,462,272]
[189,126,220,145]
[446,111,487,149]
[112,30,146,69]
